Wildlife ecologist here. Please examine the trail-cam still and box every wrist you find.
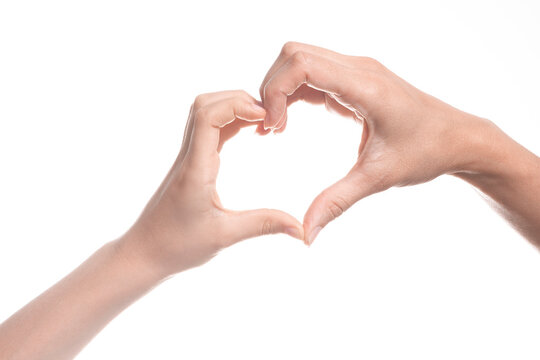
[112,231,172,287]
[449,114,537,185]
[450,115,503,175]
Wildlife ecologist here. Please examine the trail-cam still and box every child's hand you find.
[120,90,304,278]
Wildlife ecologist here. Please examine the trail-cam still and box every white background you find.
[1,0,540,359]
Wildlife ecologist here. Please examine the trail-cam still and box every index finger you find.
[259,42,353,101]
[261,50,356,130]
[187,95,266,166]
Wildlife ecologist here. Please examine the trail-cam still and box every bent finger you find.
[262,51,356,130]
[259,42,354,101]
[187,96,266,164]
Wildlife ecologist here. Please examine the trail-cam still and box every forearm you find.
[0,236,163,360]
[452,117,540,244]
[0,90,300,359]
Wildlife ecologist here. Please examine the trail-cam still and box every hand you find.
[259,42,492,244]
[121,90,304,277]
[0,90,305,360]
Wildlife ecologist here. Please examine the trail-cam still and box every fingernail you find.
[273,122,284,133]
[306,226,322,245]
[274,116,286,131]
[284,226,303,241]
[263,115,277,130]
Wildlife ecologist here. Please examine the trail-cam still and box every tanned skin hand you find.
[258,42,540,245]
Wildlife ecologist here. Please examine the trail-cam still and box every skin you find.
[258,42,540,245]
[2,42,540,359]
[0,91,304,360]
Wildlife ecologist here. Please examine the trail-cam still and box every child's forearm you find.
[0,236,162,360]
[0,91,302,360]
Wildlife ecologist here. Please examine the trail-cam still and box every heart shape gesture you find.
[122,90,308,277]
[121,42,493,278]
[256,42,489,244]
[5,35,540,360]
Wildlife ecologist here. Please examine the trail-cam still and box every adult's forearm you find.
[0,236,163,360]
[453,117,540,244]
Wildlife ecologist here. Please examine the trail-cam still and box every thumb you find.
[303,170,375,245]
[227,208,305,244]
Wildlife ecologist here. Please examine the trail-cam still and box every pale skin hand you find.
[259,42,540,245]
[124,90,303,276]
[0,91,304,360]
[2,48,540,360]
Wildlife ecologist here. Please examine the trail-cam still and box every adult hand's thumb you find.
[303,170,374,245]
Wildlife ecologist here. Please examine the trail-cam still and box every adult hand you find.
[122,90,304,277]
[259,42,494,244]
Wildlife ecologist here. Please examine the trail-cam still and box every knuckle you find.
[324,194,350,221]
[194,106,211,123]
[328,202,343,219]
[290,50,308,68]
[193,94,209,110]
[233,96,247,109]
[361,74,387,99]
[229,89,251,102]
[281,41,300,56]
[356,56,383,69]
[263,82,279,98]
[262,85,284,105]
[328,201,344,220]
[364,56,381,66]
[260,217,274,236]
[235,89,250,99]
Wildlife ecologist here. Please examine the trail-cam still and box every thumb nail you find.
[306,226,323,245]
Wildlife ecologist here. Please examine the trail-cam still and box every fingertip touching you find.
[262,97,287,131]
